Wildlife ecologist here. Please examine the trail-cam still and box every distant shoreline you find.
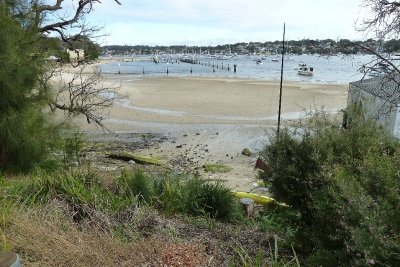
[93,54,368,84]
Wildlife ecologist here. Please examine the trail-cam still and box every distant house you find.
[347,75,400,137]
[67,49,85,62]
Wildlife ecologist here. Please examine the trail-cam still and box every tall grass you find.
[117,169,154,203]
[232,238,301,267]
[6,170,134,223]
[117,170,242,221]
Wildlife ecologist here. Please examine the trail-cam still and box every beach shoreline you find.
[57,67,349,191]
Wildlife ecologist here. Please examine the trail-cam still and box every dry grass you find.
[3,205,271,266]
[7,212,165,266]
[1,180,270,266]
[162,243,206,267]
[3,205,215,267]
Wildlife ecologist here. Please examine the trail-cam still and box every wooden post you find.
[228,64,230,71]
[142,67,145,75]
[234,64,237,73]
[167,67,169,75]
[277,23,286,138]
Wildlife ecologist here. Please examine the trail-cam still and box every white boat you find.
[368,70,385,78]
[271,55,280,62]
[152,56,160,63]
[216,55,231,60]
[256,59,263,64]
[297,63,314,76]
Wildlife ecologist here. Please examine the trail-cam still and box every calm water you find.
[99,54,373,84]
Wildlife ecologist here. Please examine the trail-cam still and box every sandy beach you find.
[61,69,349,191]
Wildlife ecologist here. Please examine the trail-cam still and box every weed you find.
[203,163,232,173]
[117,170,155,203]
[232,238,301,267]
[185,176,242,221]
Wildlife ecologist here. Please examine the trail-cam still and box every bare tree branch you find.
[39,0,97,33]
[30,0,123,128]
[359,0,400,38]
[35,0,121,44]
[36,0,64,12]
[50,66,120,130]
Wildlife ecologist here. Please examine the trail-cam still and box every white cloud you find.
[71,0,368,45]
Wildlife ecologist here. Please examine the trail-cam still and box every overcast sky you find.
[72,0,369,46]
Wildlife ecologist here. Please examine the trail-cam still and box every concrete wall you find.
[392,106,400,138]
[348,84,398,136]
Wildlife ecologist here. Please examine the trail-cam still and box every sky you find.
[63,0,370,46]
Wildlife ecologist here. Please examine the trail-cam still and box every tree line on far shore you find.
[102,38,400,56]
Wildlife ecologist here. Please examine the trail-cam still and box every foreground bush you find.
[118,171,242,222]
[259,111,400,266]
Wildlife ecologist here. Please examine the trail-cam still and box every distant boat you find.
[297,62,314,76]
[368,70,385,78]
[153,56,160,63]
[362,61,391,78]
[216,55,231,60]
[256,59,263,64]
[271,55,280,62]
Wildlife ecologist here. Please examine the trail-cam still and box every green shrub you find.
[185,177,240,221]
[117,170,155,203]
[153,174,186,215]
[257,205,300,246]
[119,170,242,222]
[259,110,400,266]
[9,171,133,218]
[0,5,58,172]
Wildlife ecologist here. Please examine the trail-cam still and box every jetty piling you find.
[173,57,237,75]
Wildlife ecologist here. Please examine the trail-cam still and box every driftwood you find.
[107,152,163,166]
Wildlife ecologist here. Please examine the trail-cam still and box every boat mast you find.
[277,23,286,138]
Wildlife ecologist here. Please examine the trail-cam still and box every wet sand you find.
[60,71,349,191]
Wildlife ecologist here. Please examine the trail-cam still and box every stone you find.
[242,148,252,156]
[239,198,255,218]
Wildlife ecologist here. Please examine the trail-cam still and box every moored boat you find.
[297,62,314,76]
[152,56,160,63]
